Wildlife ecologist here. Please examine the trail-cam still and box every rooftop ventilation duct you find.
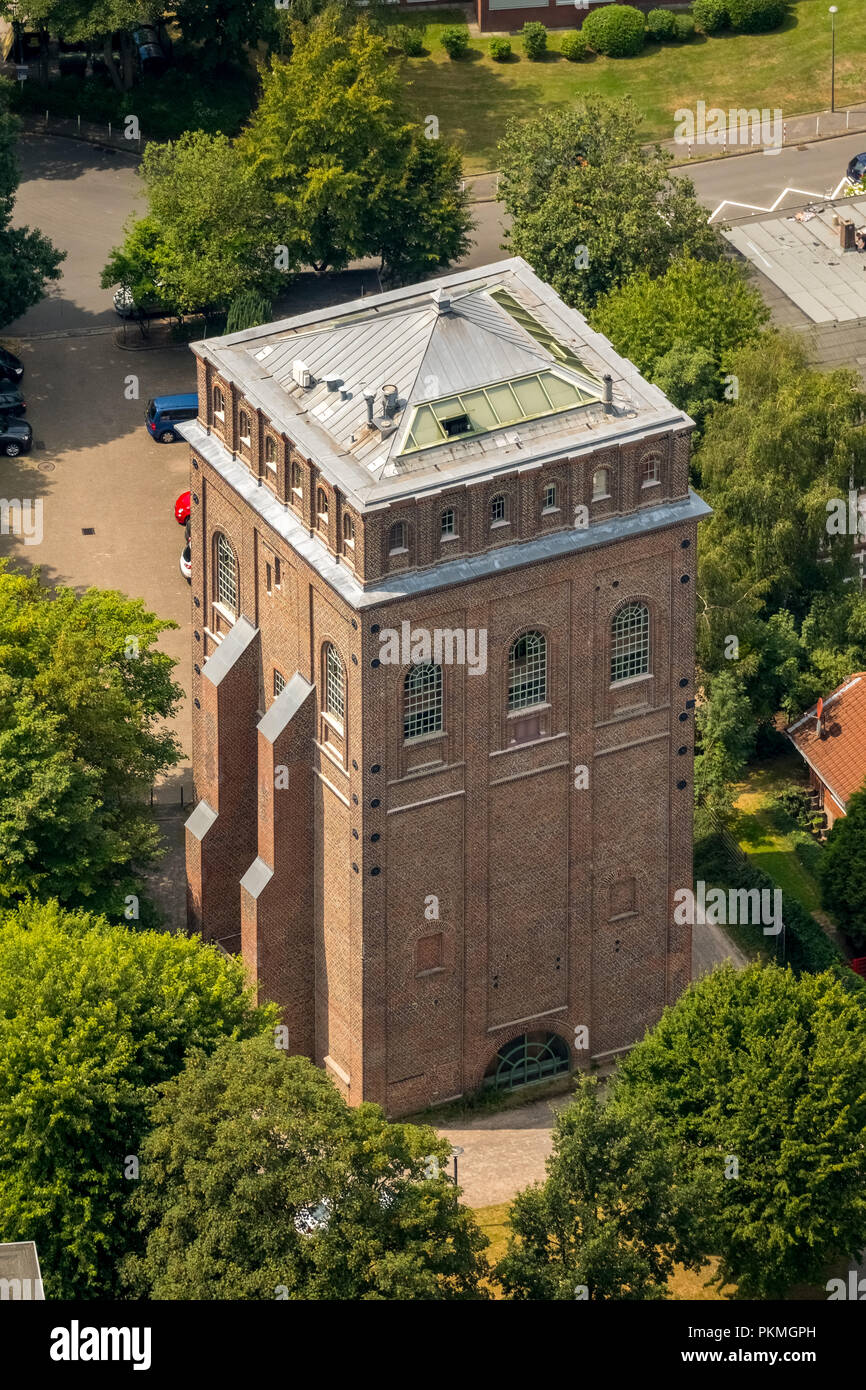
[362,388,376,424]
[292,359,312,389]
[434,288,451,315]
[382,384,399,418]
[324,374,342,392]
[602,374,614,413]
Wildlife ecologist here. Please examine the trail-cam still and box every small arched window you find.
[317,488,329,527]
[389,522,407,554]
[490,494,507,525]
[343,514,355,549]
[508,631,547,711]
[542,483,557,512]
[611,603,650,683]
[592,468,610,500]
[440,509,456,539]
[404,664,443,741]
[323,643,345,728]
[641,453,661,487]
[238,410,251,445]
[215,532,238,614]
[291,460,302,495]
[213,385,225,419]
[265,436,277,469]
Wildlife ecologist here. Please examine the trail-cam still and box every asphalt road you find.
[684,130,866,220]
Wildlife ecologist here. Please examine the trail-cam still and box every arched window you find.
[542,482,557,512]
[215,532,238,614]
[291,460,302,495]
[592,467,610,500]
[342,514,355,549]
[389,521,407,554]
[641,453,661,487]
[238,410,251,445]
[316,488,329,527]
[404,664,443,740]
[323,643,345,728]
[483,1032,570,1091]
[611,602,650,683]
[265,436,277,469]
[213,385,225,419]
[440,508,456,539]
[490,494,507,525]
[508,631,547,710]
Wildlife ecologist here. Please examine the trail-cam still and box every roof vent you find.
[324,374,342,392]
[382,384,400,418]
[602,374,614,413]
[292,359,312,389]
[362,388,376,424]
[434,288,451,316]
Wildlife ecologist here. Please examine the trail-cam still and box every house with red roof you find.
[785,674,866,829]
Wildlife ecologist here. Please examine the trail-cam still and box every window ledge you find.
[610,673,653,690]
[490,518,510,530]
[212,602,236,625]
[440,534,460,543]
[641,479,660,490]
[389,546,409,557]
[416,966,446,979]
[593,494,611,503]
[542,505,560,515]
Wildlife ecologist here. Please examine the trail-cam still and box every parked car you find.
[175,490,191,525]
[146,393,198,443]
[846,152,866,186]
[0,414,32,457]
[0,347,24,384]
[179,541,192,582]
[133,27,166,76]
[0,384,26,417]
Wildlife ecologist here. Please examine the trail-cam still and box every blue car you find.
[146,393,198,443]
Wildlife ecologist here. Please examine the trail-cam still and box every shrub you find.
[581,4,646,57]
[522,21,547,59]
[489,36,512,61]
[672,12,696,38]
[691,0,730,31]
[559,30,588,60]
[58,53,87,76]
[441,25,470,58]
[390,24,425,56]
[646,8,677,40]
[726,0,787,32]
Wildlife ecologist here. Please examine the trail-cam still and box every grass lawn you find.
[391,3,866,172]
[732,753,825,918]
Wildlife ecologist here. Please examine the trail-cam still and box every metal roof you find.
[189,259,691,509]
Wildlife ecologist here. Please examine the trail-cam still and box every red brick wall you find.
[476,0,679,34]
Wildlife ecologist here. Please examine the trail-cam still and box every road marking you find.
[709,185,844,222]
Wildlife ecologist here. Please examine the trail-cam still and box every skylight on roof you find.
[399,369,598,456]
[488,288,599,382]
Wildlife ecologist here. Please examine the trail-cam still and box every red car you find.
[175,491,190,525]
[850,957,866,979]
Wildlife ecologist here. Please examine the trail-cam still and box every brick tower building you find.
[182,259,708,1116]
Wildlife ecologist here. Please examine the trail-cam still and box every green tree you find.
[240,10,470,277]
[1,0,143,90]
[592,256,768,425]
[225,288,273,333]
[693,670,755,821]
[616,962,866,1298]
[820,781,866,947]
[0,563,182,916]
[172,0,278,68]
[497,99,720,313]
[496,1076,704,1299]
[122,1034,490,1299]
[102,131,284,316]
[0,83,64,327]
[0,899,273,1297]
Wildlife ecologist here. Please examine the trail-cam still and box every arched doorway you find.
[483,1031,570,1092]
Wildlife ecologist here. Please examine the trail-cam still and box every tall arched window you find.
[342,514,355,549]
[640,453,661,487]
[291,460,302,495]
[440,508,456,539]
[508,631,547,710]
[389,521,407,554]
[238,410,251,444]
[592,467,610,500]
[215,533,238,614]
[490,494,507,525]
[404,664,443,740]
[317,488,329,528]
[265,436,277,470]
[213,385,225,419]
[323,643,345,728]
[611,603,650,683]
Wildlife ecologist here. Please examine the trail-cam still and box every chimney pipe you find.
[382,384,399,418]
[363,389,376,425]
[840,218,856,250]
[602,374,614,412]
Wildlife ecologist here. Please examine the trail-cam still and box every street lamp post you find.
[830,7,838,115]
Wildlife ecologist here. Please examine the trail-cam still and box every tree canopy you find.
[497,99,720,313]
[0,82,64,328]
[0,563,182,916]
[123,1034,490,1299]
[820,781,866,948]
[0,899,273,1297]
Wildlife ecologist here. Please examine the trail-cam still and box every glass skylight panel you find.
[400,370,590,455]
[488,287,600,383]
